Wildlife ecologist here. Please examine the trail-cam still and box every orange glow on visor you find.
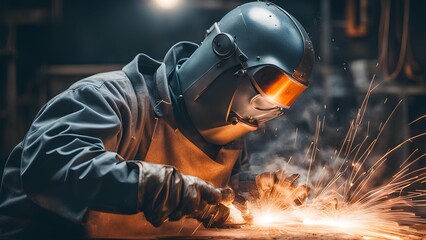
[251,66,308,108]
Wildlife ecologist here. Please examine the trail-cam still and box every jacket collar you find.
[122,53,160,97]
[122,42,198,129]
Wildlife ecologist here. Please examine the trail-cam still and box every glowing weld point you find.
[251,206,288,227]
[253,212,281,226]
[255,212,282,226]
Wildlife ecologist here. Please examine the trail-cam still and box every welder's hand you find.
[136,162,222,227]
[193,203,231,228]
[256,170,310,208]
[192,187,247,227]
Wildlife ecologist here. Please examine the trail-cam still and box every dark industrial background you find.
[1,0,426,182]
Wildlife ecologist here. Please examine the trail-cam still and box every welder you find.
[0,1,314,239]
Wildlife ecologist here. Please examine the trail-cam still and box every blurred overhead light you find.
[153,0,181,10]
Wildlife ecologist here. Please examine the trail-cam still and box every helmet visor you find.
[250,66,308,108]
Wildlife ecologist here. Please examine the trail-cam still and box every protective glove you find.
[193,203,231,228]
[135,161,222,227]
[192,187,247,228]
[256,170,310,208]
[231,170,310,209]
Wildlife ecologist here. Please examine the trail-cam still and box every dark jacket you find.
[0,42,248,239]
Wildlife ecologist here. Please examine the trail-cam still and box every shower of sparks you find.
[249,78,426,239]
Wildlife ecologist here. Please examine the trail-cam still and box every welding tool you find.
[219,187,235,206]
[207,187,236,228]
[219,188,248,226]
[193,200,230,227]
[192,187,248,227]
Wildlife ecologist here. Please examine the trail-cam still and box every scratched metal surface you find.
[89,216,426,239]
[137,221,426,240]
[112,218,424,240]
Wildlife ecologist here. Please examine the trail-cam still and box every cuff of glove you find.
[128,160,145,210]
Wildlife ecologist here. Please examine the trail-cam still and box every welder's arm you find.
[21,84,225,227]
[20,85,143,223]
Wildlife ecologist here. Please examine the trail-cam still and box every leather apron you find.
[85,117,241,238]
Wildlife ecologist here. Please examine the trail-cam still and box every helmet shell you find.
[177,1,315,145]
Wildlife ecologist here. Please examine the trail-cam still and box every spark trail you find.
[249,79,426,239]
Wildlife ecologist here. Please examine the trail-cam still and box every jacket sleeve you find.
[20,83,141,223]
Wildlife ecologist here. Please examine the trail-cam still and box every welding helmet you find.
[176,1,314,145]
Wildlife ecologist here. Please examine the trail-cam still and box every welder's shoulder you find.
[60,70,141,105]
[69,70,131,91]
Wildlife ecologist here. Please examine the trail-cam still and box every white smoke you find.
[243,81,404,195]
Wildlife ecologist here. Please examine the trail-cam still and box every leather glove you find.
[231,170,310,209]
[192,187,249,228]
[256,170,310,208]
[135,161,222,227]
[193,203,231,228]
